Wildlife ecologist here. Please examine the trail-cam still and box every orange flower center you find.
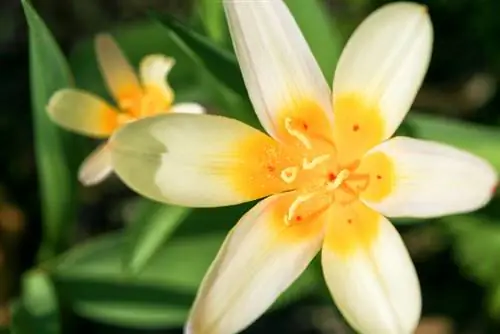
[276,116,377,226]
[117,85,173,122]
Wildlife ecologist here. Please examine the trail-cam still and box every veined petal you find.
[78,143,114,186]
[170,102,206,115]
[224,0,333,141]
[46,89,120,138]
[95,33,143,111]
[332,2,432,163]
[109,113,299,207]
[186,193,325,334]
[138,55,175,117]
[360,136,498,218]
[322,201,421,334]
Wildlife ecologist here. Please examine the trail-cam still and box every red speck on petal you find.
[302,122,309,131]
[296,215,302,222]
[328,173,336,181]
[267,165,276,172]
[376,175,382,180]
[347,219,352,224]
[353,124,360,132]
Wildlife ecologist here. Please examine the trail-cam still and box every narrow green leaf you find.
[123,200,192,275]
[154,13,246,97]
[52,232,222,328]
[52,223,322,328]
[10,271,60,334]
[285,0,344,78]
[153,13,259,127]
[21,0,85,261]
[197,0,226,44]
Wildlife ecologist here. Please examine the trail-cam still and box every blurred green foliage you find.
[22,0,87,262]
[4,0,500,333]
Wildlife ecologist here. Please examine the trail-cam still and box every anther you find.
[285,193,314,225]
[280,167,298,184]
[302,154,330,170]
[327,169,351,190]
[285,118,312,150]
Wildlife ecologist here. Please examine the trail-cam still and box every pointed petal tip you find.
[46,88,71,112]
[140,54,176,82]
[46,90,62,115]
[78,165,111,186]
[78,144,114,186]
[94,32,114,46]
[183,322,192,334]
[170,102,207,115]
[141,54,176,67]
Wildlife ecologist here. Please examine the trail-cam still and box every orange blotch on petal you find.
[267,192,326,244]
[357,151,395,203]
[324,201,381,257]
[140,84,173,118]
[276,99,334,147]
[224,131,301,200]
[116,86,144,114]
[98,105,120,134]
[333,93,385,164]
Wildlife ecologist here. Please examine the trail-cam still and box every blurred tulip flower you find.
[106,1,497,333]
[47,33,205,186]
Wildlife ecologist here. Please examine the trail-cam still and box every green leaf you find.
[285,0,344,78]
[273,263,319,310]
[153,13,260,128]
[197,0,227,44]
[52,232,222,328]
[154,13,246,98]
[21,0,85,261]
[10,271,60,334]
[123,199,192,275]
[52,225,322,329]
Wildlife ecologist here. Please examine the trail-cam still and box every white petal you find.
[139,54,175,106]
[322,203,421,334]
[224,0,332,139]
[170,103,206,115]
[109,113,293,207]
[46,89,120,138]
[186,193,324,334]
[362,136,497,218]
[333,2,432,139]
[78,144,114,186]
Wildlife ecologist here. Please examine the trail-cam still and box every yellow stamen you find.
[280,166,298,184]
[285,193,315,225]
[328,169,351,190]
[302,154,330,170]
[285,117,312,149]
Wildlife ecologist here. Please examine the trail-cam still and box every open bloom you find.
[107,1,497,333]
[46,33,205,186]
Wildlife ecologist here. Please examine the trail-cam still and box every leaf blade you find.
[21,0,85,261]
